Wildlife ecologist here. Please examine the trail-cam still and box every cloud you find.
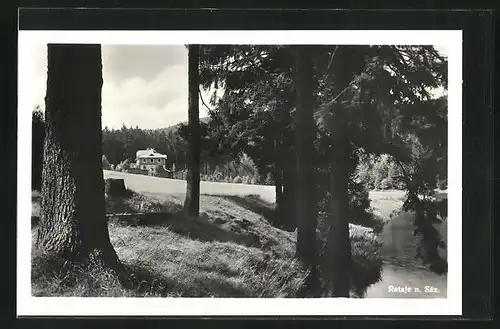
[102,63,191,129]
[102,45,187,83]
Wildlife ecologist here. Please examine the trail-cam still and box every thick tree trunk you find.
[281,163,297,231]
[326,140,352,297]
[323,45,355,297]
[294,46,319,294]
[37,44,122,273]
[183,45,201,217]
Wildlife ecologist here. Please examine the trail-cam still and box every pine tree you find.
[37,44,124,276]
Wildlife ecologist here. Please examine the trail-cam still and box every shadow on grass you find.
[160,212,263,248]
[109,211,263,249]
[31,251,249,297]
[213,194,292,230]
[123,263,248,297]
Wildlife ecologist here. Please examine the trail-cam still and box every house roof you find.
[136,148,167,159]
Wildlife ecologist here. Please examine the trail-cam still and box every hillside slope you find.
[157,117,210,135]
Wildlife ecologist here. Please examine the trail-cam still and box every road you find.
[103,170,276,203]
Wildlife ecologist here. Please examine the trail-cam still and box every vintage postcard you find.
[17,29,462,316]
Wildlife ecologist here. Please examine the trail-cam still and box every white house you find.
[135,148,167,171]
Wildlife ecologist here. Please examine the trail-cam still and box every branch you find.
[326,45,339,71]
[199,86,213,113]
[320,80,356,109]
[320,64,378,109]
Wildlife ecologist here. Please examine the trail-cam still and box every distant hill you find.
[157,117,210,135]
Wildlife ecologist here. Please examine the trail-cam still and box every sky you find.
[29,44,448,130]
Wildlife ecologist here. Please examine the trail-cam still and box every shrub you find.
[317,178,382,231]
[102,155,111,170]
[264,173,274,185]
[233,176,242,184]
[437,178,447,190]
[116,159,131,172]
[373,155,390,188]
[150,164,170,178]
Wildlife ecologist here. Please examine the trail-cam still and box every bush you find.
[437,178,447,190]
[233,176,242,184]
[116,159,131,172]
[317,178,382,231]
[102,155,111,170]
[264,173,274,185]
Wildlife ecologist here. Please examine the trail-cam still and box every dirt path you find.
[365,211,448,298]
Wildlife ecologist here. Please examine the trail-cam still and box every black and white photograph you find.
[17,30,462,316]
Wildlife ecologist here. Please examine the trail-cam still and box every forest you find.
[31,44,448,298]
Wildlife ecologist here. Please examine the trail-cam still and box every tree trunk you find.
[37,44,123,273]
[323,45,355,297]
[105,178,126,197]
[326,140,352,297]
[183,45,201,217]
[294,46,319,294]
[274,166,283,207]
[281,163,297,231]
[274,137,284,223]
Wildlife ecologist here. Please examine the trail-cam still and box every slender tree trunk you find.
[274,136,284,221]
[183,45,201,217]
[37,44,123,273]
[326,140,352,297]
[294,46,319,294]
[274,166,283,207]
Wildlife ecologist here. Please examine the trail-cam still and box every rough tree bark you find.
[326,140,352,297]
[294,46,319,293]
[281,162,297,231]
[183,45,201,217]
[37,44,123,274]
[324,45,354,297]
